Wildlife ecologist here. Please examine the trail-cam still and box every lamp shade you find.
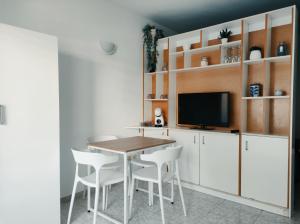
[99,41,117,55]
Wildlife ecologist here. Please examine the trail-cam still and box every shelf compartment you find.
[242,96,290,100]
[170,62,240,73]
[243,55,291,65]
[170,40,241,56]
[268,98,290,136]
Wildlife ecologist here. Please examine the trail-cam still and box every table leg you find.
[87,165,91,212]
[124,153,128,224]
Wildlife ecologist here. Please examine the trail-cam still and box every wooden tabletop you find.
[88,136,175,153]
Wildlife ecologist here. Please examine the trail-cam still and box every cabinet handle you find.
[193,135,196,144]
[245,140,248,151]
[202,136,205,145]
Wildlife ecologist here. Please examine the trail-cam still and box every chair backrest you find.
[87,135,118,144]
[140,145,183,169]
[71,148,118,171]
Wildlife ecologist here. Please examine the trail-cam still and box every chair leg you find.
[129,178,135,218]
[93,186,100,224]
[67,180,78,224]
[148,182,153,206]
[158,181,166,224]
[105,186,108,210]
[171,178,174,204]
[82,186,86,199]
[176,168,187,216]
[135,180,139,191]
[102,186,106,211]
[128,163,131,196]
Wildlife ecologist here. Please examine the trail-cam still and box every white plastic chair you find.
[87,135,121,170]
[129,145,187,224]
[85,135,122,210]
[130,136,173,206]
[67,148,124,224]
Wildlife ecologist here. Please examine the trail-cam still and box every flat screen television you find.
[178,92,230,127]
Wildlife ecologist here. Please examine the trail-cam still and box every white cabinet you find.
[169,129,200,184]
[143,128,168,139]
[241,134,288,207]
[200,132,239,194]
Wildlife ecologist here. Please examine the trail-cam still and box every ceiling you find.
[110,0,296,33]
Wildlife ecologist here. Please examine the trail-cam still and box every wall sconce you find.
[99,41,117,55]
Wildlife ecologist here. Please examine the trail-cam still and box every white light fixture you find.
[99,41,117,55]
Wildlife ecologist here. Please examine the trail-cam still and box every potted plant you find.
[143,24,164,73]
[219,28,232,44]
[249,46,262,60]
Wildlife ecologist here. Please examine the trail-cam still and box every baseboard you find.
[60,189,90,203]
[180,181,290,217]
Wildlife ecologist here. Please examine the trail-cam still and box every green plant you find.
[219,28,232,39]
[143,24,164,72]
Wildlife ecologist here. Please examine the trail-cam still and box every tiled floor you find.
[61,183,300,224]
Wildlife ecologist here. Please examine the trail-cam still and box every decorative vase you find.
[221,38,228,44]
[201,57,208,67]
[249,83,262,97]
[277,42,288,56]
[183,44,190,51]
[249,50,262,60]
[275,89,284,96]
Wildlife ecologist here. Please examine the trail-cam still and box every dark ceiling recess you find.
[151,0,296,33]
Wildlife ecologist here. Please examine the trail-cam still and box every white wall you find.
[0,24,60,224]
[0,0,175,197]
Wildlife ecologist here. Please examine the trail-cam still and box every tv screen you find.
[178,92,230,127]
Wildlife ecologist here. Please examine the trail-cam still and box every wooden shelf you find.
[242,96,290,100]
[144,71,168,75]
[170,62,240,73]
[243,55,291,65]
[144,99,168,102]
[170,40,241,56]
[125,126,169,130]
[242,132,288,139]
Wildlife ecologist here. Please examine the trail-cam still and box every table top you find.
[88,136,175,153]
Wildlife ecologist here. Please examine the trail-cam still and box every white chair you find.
[87,135,121,170]
[67,148,124,224]
[129,145,187,224]
[85,135,122,210]
[130,136,173,206]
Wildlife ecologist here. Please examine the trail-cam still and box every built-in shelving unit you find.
[140,6,296,215]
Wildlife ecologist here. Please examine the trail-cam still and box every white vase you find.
[250,50,262,60]
[183,44,190,51]
[221,38,228,44]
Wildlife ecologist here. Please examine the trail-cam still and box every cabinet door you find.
[200,132,239,194]
[144,128,168,139]
[169,130,200,184]
[241,135,288,207]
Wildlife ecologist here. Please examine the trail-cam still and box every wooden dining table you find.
[88,136,176,224]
